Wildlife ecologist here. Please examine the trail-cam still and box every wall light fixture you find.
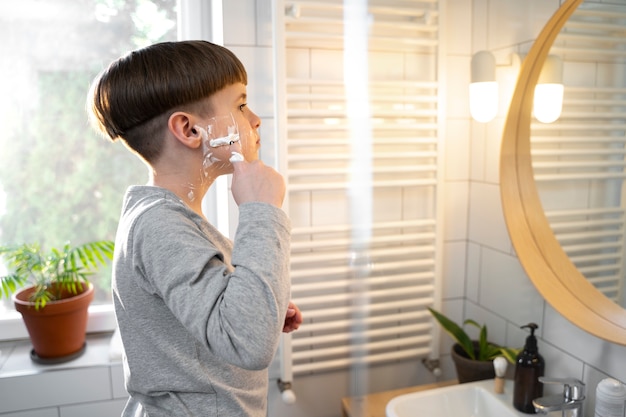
[469,51,498,123]
[533,55,563,123]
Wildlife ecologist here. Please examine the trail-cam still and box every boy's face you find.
[204,83,261,165]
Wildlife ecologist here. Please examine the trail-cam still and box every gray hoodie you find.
[112,186,291,416]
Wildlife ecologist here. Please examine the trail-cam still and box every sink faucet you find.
[533,377,585,417]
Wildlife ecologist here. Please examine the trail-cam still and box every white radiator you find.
[272,0,444,396]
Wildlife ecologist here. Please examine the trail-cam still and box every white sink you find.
[386,379,528,417]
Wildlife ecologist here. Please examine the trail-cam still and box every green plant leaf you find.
[499,347,521,364]
[1,273,27,299]
[428,307,475,359]
[478,324,489,360]
[0,240,114,306]
[428,307,522,363]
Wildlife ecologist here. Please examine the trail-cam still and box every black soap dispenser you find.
[513,323,545,413]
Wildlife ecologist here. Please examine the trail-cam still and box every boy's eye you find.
[239,103,247,112]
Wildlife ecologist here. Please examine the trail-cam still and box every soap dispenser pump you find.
[513,323,545,413]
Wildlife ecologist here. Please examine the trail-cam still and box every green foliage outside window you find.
[0,0,177,307]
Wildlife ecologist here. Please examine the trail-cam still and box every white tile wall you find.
[444,119,471,181]
[443,181,469,241]
[442,241,467,299]
[0,335,127,416]
[468,182,510,248]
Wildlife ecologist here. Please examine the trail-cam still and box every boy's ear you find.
[168,112,202,149]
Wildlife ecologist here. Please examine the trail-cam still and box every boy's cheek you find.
[203,145,233,167]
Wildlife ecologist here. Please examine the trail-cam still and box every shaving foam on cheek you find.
[198,125,224,170]
[229,152,244,162]
[209,132,240,148]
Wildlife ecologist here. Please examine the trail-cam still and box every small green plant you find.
[0,240,114,310]
[428,307,519,364]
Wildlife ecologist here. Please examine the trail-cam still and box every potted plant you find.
[0,240,114,364]
[428,307,520,383]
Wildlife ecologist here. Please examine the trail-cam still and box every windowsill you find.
[0,304,117,341]
[0,332,121,379]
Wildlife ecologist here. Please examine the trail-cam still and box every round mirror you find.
[532,1,626,309]
[500,0,626,344]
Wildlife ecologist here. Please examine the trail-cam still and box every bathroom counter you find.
[341,379,457,417]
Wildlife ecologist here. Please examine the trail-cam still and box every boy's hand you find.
[283,301,303,333]
[230,159,286,207]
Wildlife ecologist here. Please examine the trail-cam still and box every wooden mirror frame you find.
[500,0,626,344]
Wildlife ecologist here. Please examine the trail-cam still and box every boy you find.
[88,40,301,416]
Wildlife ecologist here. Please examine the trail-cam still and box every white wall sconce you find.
[533,55,563,123]
[469,51,498,123]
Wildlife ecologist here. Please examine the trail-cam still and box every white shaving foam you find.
[210,133,240,148]
[229,152,244,162]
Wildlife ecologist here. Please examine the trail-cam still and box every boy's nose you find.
[249,110,261,128]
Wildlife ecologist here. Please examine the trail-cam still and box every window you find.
[0,0,177,337]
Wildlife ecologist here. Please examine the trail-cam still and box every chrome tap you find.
[533,377,585,417]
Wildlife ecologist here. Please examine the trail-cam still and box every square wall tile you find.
[444,0,472,55]
[445,55,470,119]
[223,0,257,45]
[470,122,487,181]
[478,247,543,326]
[60,399,127,417]
[445,119,471,181]
[0,367,111,413]
[464,302,508,347]
[256,0,273,47]
[471,0,489,51]
[0,409,58,417]
[442,241,466,299]
[483,119,504,184]
[506,321,531,353]
[443,180,469,241]
[543,305,626,383]
[468,182,509,249]
[367,360,423,393]
[465,242,481,302]
[268,371,349,417]
[487,0,560,50]
[110,364,127,399]
[535,338,584,393]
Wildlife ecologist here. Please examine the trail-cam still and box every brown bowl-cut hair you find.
[88,40,247,163]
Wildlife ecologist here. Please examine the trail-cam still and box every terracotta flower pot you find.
[450,342,496,383]
[13,283,94,363]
